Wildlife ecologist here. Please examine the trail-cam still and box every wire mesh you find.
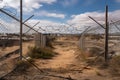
[79,20,120,58]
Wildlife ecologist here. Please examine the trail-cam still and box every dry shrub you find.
[15,60,31,73]
[46,37,55,48]
[84,47,103,57]
[27,46,57,59]
[46,39,53,48]
[51,68,70,74]
[109,56,120,76]
[86,56,106,67]
[90,34,103,40]
[75,48,86,61]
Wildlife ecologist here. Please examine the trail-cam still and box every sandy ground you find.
[22,41,35,55]
[35,40,77,69]
[1,39,120,80]
[0,41,34,56]
[0,41,34,78]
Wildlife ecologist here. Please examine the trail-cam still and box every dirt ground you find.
[35,40,77,69]
[0,41,34,78]
[1,38,120,80]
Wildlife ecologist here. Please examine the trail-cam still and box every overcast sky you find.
[0,0,120,33]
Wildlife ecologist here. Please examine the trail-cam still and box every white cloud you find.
[0,0,57,12]
[27,19,80,34]
[68,10,120,28]
[0,19,20,33]
[68,11,104,27]
[27,19,63,27]
[109,10,120,20]
[0,18,65,33]
[38,0,57,4]
[24,19,66,33]
[35,11,65,19]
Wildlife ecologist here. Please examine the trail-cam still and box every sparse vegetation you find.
[76,47,103,62]
[46,37,55,48]
[27,46,57,59]
[86,56,109,69]
[15,60,31,73]
[88,47,102,56]
[90,34,103,40]
[95,69,103,76]
[109,56,120,76]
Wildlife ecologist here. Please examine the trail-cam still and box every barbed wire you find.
[0,1,18,16]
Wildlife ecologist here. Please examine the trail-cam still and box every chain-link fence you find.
[78,19,120,59]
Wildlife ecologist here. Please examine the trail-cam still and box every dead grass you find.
[27,46,57,59]
[46,37,55,48]
[109,56,120,76]
[84,47,103,57]
[15,60,32,73]
[76,47,103,62]
[85,55,120,76]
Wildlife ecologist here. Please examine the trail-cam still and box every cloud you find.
[27,19,81,34]
[0,0,57,12]
[25,19,69,33]
[67,10,120,28]
[68,11,104,27]
[35,11,65,19]
[0,19,20,33]
[27,19,63,27]
[38,0,57,4]
[0,18,65,33]
[61,0,78,7]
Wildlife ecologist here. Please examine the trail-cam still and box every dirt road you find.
[47,43,76,69]
[36,40,77,69]
[3,39,120,80]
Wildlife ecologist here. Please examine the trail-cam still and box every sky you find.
[0,0,120,33]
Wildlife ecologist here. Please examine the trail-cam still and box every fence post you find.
[19,0,23,60]
[105,5,109,62]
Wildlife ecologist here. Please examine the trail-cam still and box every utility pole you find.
[20,0,23,60]
[105,5,109,62]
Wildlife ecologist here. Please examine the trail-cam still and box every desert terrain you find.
[0,36,120,80]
